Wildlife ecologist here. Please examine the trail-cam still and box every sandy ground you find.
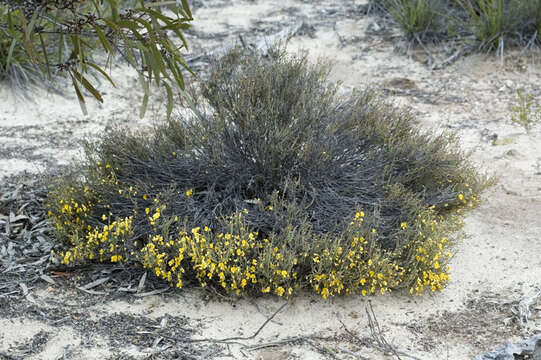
[1,0,541,359]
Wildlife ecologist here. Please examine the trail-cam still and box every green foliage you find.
[46,49,488,299]
[510,89,540,133]
[0,10,40,86]
[379,0,443,39]
[371,0,541,50]
[454,0,522,50]
[0,0,193,117]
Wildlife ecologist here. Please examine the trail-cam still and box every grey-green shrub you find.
[46,49,488,298]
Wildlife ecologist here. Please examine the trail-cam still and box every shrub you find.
[46,49,488,298]
[0,0,193,117]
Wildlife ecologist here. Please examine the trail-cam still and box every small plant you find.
[453,0,541,49]
[373,0,443,40]
[510,89,540,133]
[46,48,488,299]
[457,0,506,50]
[372,0,541,54]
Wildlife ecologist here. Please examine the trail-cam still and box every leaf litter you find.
[0,179,218,358]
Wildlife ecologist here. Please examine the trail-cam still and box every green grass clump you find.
[371,0,541,51]
[46,49,488,299]
[454,0,537,51]
[373,0,446,40]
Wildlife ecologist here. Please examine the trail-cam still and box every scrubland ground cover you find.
[2,0,541,359]
[46,48,488,299]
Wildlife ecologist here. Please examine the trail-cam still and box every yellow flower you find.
[102,214,107,221]
[268,205,273,211]
[111,254,122,262]
[321,287,330,299]
[458,193,464,201]
[401,222,407,229]
[145,208,150,214]
[185,189,193,197]
[275,286,285,296]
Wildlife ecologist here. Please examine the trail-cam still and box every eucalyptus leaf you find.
[1,0,193,116]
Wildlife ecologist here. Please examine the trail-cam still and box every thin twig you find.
[188,301,288,343]
[243,336,305,351]
[413,33,433,69]
[433,45,471,70]
[366,301,402,359]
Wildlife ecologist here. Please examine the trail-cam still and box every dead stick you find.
[188,302,288,343]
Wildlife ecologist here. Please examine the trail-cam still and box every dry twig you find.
[189,302,288,344]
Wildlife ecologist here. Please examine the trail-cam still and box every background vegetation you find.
[0,0,193,117]
[370,0,541,51]
[46,49,489,299]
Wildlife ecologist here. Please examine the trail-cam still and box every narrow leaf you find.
[180,0,193,19]
[72,69,104,103]
[163,81,174,119]
[70,73,88,116]
[140,92,149,118]
[5,39,17,72]
[91,24,114,54]
[39,33,51,79]
[87,61,116,87]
